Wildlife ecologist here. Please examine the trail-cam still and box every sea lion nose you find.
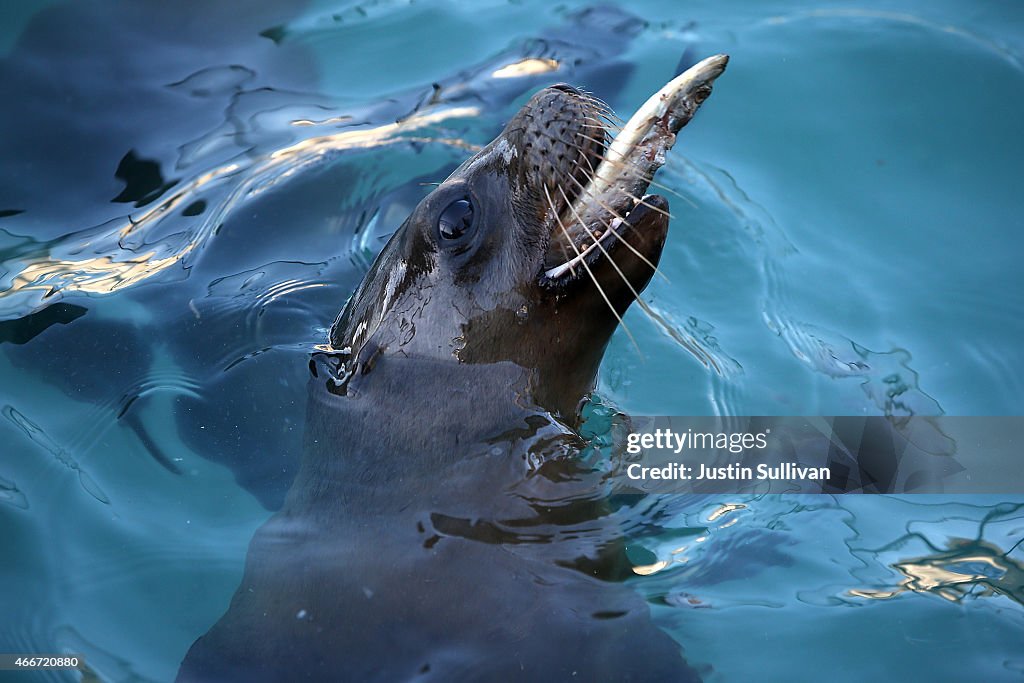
[517,90,588,186]
[548,83,583,96]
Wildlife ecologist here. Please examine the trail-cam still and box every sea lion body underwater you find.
[177,55,729,682]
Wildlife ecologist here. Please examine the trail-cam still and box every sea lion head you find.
[330,59,727,421]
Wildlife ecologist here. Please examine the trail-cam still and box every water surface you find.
[1,1,1022,680]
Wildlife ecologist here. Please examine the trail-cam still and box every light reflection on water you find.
[0,0,1022,681]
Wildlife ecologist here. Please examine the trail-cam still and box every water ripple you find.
[645,302,742,378]
[195,260,336,371]
[1,405,109,505]
[0,5,643,323]
[0,474,28,509]
[53,625,160,683]
[849,501,1024,607]
[0,105,475,323]
[667,158,944,417]
[757,8,1023,72]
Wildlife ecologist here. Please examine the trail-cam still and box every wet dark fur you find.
[178,82,695,681]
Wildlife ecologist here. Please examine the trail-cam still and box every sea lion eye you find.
[437,198,474,240]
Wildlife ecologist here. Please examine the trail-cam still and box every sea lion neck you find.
[299,352,584,514]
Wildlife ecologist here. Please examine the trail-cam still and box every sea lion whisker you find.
[645,177,698,208]
[573,94,625,125]
[574,142,668,188]
[571,152,664,221]
[569,97,623,129]
[620,189,674,219]
[547,169,665,287]
[562,169,670,282]
[593,109,627,128]
[572,143,662,187]
[562,229,667,345]
[581,112,621,127]
[579,122,619,134]
[569,156,674,219]
[575,132,614,149]
[569,89,612,108]
[558,238,577,277]
[544,185,640,354]
[575,111,691,191]
[571,150,698,211]
[581,115,622,133]
[600,156,698,207]
[557,185,657,320]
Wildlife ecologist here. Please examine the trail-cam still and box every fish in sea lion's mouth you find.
[523,54,730,285]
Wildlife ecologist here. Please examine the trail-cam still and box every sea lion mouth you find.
[537,55,729,285]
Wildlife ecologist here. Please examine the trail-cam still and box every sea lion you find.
[177,56,729,682]
[0,5,660,510]
[162,5,671,510]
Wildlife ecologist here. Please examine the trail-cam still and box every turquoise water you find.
[1,1,1022,681]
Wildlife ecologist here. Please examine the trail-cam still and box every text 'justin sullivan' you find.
[624,428,831,481]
